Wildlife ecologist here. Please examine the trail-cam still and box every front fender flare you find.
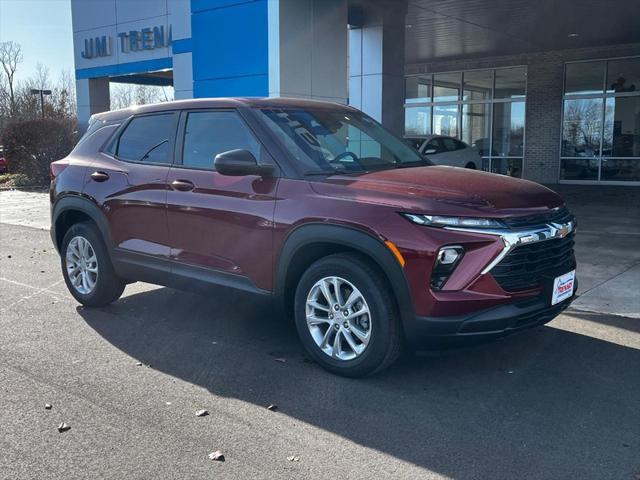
[274,223,416,340]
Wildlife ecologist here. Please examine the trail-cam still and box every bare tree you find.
[0,41,24,116]
[53,69,76,118]
[110,83,173,110]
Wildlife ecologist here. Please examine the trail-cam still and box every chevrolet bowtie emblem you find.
[549,221,573,238]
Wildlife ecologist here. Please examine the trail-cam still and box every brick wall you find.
[406,43,640,183]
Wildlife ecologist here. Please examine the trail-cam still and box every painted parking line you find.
[0,277,67,312]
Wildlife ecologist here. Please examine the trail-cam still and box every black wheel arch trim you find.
[51,195,113,253]
[274,223,417,339]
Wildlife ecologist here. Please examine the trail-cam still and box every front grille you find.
[491,231,576,292]
[503,206,573,229]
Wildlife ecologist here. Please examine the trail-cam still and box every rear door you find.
[166,109,279,292]
[84,112,178,276]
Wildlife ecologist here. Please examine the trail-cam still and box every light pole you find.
[30,89,52,119]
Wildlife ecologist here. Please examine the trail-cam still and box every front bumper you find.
[412,292,575,348]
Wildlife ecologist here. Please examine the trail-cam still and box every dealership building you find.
[71,0,640,185]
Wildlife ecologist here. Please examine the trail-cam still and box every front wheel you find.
[61,222,125,307]
[294,253,402,377]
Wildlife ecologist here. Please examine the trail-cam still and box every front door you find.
[166,110,279,292]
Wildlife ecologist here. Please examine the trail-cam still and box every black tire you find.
[294,253,402,377]
[61,222,125,307]
[465,162,476,169]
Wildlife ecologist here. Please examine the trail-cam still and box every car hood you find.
[309,166,564,216]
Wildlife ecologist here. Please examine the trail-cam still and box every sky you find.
[0,0,74,82]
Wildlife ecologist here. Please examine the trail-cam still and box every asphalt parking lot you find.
[0,188,639,480]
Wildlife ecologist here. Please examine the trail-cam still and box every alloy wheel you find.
[305,276,372,361]
[65,236,98,295]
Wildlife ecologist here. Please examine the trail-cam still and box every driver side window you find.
[182,111,262,170]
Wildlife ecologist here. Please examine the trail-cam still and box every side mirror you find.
[214,149,274,177]
[424,148,437,155]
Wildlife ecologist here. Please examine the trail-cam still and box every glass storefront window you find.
[603,96,640,157]
[560,158,599,180]
[463,70,492,101]
[490,158,523,177]
[561,56,640,183]
[404,67,526,179]
[433,72,461,102]
[462,103,491,156]
[433,104,459,137]
[562,98,603,157]
[565,61,605,95]
[405,76,432,103]
[492,102,525,157]
[494,67,526,99]
[606,57,640,93]
[404,106,431,136]
[601,158,640,181]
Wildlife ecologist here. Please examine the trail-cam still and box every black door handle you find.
[171,179,195,191]
[90,171,109,182]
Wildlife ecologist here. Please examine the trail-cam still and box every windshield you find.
[259,107,432,174]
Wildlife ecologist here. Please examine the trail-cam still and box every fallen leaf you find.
[195,409,209,417]
[266,404,278,412]
[57,422,70,433]
[208,451,225,462]
[136,362,142,366]
[45,404,52,410]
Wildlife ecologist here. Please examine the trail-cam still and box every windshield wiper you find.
[394,161,431,169]
[304,168,359,176]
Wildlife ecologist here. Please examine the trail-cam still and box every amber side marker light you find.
[385,240,406,268]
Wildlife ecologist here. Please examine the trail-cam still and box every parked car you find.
[405,135,481,169]
[0,145,8,173]
[50,98,577,377]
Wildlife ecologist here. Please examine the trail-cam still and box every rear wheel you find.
[294,253,402,377]
[61,222,125,307]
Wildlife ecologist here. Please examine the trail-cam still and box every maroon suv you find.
[50,98,576,377]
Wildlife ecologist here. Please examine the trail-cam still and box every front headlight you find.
[401,213,505,229]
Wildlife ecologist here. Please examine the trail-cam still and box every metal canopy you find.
[404,0,640,63]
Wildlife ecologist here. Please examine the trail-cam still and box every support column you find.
[268,0,348,104]
[76,77,110,131]
[349,0,407,136]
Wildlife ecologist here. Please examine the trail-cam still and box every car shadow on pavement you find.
[78,286,640,479]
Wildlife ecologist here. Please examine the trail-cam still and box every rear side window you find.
[181,111,262,170]
[117,113,177,163]
[442,137,459,152]
[453,139,467,150]
[425,139,443,154]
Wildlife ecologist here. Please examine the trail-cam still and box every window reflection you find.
[463,70,492,101]
[433,72,461,102]
[560,158,599,180]
[405,76,432,103]
[404,67,527,178]
[562,98,603,157]
[433,104,459,137]
[490,158,523,177]
[404,106,431,136]
[565,61,605,95]
[603,96,640,157]
[462,103,491,156]
[606,58,640,93]
[494,67,526,99]
[492,102,525,157]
